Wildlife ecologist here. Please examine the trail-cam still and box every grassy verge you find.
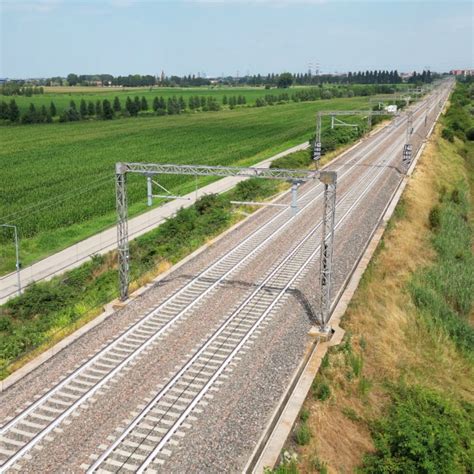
[274,85,474,473]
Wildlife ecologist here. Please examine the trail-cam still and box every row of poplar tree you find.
[0,94,249,124]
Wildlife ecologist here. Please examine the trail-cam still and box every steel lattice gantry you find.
[313,109,398,161]
[115,162,337,331]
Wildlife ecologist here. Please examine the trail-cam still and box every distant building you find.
[450,69,474,76]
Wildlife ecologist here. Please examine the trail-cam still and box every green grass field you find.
[0,96,370,273]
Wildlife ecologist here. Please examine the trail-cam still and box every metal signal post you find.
[406,111,414,143]
[116,163,130,302]
[402,144,413,169]
[313,141,322,164]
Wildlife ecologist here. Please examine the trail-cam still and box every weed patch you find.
[312,379,331,401]
[294,422,312,446]
[361,385,473,473]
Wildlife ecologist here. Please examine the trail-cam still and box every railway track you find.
[0,84,450,473]
[87,123,410,472]
[89,85,450,473]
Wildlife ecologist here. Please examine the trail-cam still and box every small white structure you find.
[385,104,397,113]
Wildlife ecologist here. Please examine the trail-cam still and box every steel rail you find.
[115,88,453,471]
[92,87,452,470]
[0,128,387,470]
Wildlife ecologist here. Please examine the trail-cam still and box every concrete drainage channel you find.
[247,89,450,473]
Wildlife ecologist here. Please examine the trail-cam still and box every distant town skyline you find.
[1,0,472,78]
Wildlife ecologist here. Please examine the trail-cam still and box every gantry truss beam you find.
[119,162,320,181]
[115,162,337,332]
[316,110,398,117]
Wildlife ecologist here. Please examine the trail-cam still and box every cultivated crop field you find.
[0,96,370,273]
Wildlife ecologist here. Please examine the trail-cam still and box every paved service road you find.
[0,143,308,305]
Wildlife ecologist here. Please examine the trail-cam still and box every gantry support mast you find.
[115,162,338,331]
[318,171,337,332]
[116,162,129,304]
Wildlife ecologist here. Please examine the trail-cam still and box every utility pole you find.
[291,181,300,215]
[146,175,153,207]
[1,224,21,296]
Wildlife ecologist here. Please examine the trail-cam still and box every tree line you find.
[0,94,229,124]
[1,83,44,96]
[7,69,438,89]
[407,70,433,84]
[0,83,407,126]
[346,70,402,84]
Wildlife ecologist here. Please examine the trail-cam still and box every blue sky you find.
[1,0,472,78]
